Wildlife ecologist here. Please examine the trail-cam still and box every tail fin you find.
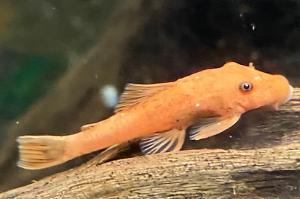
[17,135,69,170]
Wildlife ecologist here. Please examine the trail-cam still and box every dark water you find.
[0,0,299,192]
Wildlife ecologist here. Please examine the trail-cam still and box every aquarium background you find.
[0,0,299,191]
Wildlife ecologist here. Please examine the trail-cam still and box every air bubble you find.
[100,85,118,108]
[250,23,256,31]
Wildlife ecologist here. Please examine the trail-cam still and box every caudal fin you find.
[17,135,69,170]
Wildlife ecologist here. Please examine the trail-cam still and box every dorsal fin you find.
[139,129,186,155]
[80,122,99,131]
[115,82,174,113]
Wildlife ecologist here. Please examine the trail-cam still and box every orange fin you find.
[115,82,174,113]
[17,135,70,170]
[139,129,185,155]
[81,122,99,131]
[189,115,241,140]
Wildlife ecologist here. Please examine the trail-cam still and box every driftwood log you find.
[0,88,299,198]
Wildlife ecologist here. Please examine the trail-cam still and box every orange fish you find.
[17,62,294,169]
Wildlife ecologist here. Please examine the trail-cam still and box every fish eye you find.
[239,82,253,92]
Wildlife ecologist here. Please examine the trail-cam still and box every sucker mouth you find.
[272,85,294,110]
[283,85,294,104]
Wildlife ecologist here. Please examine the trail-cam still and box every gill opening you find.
[234,101,247,113]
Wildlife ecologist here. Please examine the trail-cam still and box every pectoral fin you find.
[139,129,185,155]
[189,115,241,140]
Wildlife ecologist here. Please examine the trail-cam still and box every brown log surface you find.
[0,88,299,198]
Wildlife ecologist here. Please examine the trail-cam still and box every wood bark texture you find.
[0,88,299,198]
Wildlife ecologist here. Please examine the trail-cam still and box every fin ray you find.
[17,135,70,170]
[139,129,185,155]
[81,122,99,131]
[189,115,241,140]
[115,82,174,113]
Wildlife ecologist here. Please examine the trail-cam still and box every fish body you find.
[17,62,294,169]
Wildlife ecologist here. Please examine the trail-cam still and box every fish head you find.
[220,62,293,113]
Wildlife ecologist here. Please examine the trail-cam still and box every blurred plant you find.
[1,0,119,54]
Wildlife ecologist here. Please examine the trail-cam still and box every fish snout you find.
[271,74,293,109]
[283,85,294,104]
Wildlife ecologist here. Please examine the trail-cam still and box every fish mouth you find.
[283,85,294,104]
[272,85,294,110]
